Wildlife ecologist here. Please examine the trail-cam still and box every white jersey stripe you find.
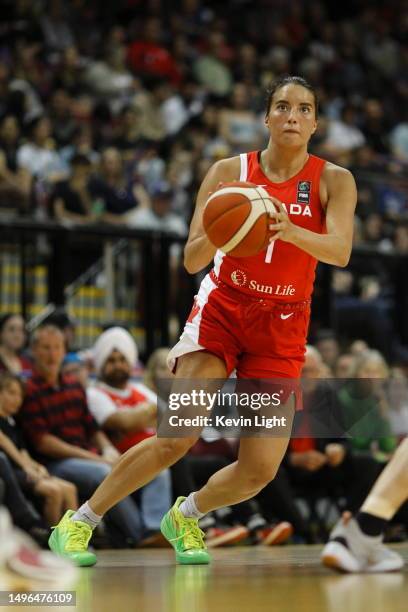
[167,273,217,371]
[239,153,248,181]
[213,249,225,276]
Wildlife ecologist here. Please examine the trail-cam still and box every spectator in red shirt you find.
[127,17,182,85]
[19,325,146,547]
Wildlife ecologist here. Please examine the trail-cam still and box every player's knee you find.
[156,436,198,466]
[238,463,279,494]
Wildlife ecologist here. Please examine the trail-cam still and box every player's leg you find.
[193,426,294,513]
[322,437,408,572]
[87,350,226,514]
[49,350,227,565]
[163,396,294,540]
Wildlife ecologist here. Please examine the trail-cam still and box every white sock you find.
[179,493,205,519]
[71,502,102,530]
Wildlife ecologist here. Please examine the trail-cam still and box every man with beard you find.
[86,327,172,546]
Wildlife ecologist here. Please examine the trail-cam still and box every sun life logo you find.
[231,270,247,287]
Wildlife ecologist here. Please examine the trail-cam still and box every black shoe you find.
[27,525,50,548]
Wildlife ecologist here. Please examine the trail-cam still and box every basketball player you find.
[49,76,357,566]
[322,437,408,572]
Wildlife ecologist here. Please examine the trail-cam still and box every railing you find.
[0,218,193,356]
[0,217,407,356]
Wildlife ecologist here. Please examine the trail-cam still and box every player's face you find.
[265,84,317,147]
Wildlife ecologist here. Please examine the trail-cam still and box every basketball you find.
[203,181,276,257]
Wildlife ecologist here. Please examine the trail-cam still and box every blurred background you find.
[0,0,406,357]
[0,0,407,551]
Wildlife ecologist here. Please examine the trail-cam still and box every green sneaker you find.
[160,497,211,565]
[48,510,97,567]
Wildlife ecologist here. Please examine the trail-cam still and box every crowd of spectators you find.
[0,0,406,229]
[0,0,407,357]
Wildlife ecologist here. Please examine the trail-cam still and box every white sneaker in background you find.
[321,516,404,573]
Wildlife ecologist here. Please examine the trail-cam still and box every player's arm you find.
[184,156,240,274]
[269,165,357,267]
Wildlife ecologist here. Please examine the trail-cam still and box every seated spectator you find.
[0,372,78,526]
[112,105,144,157]
[51,154,96,223]
[126,181,187,236]
[127,17,181,86]
[0,115,31,214]
[284,346,384,539]
[43,309,77,353]
[83,44,134,103]
[193,31,233,96]
[61,353,89,389]
[338,350,398,459]
[218,83,262,153]
[394,226,408,255]
[40,1,74,52]
[49,88,79,148]
[350,339,369,356]
[0,314,32,377]
[53,45,85,96]
[17,116,66,184]
[151,81,189,137]
[314,329,339,371]
[19,325,145,547]
[87,327,158,453]
[89,147,150,224]
[0,451,49,546]
[81,326,172,545]
[334,353,355,378]
[390,120,408,162]
[324,105,366,153]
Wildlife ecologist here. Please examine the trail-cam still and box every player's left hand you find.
[267,198,296,243]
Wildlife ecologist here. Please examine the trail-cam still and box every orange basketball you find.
[203,181,276,257]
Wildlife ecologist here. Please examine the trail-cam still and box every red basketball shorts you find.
[168,272,311,383]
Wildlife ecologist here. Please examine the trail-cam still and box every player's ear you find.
[265,114,269,127]
[311,118,317,135]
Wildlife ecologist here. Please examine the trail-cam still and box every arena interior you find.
[0,1,407,610]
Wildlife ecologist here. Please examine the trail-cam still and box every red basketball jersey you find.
[212,151,327,302]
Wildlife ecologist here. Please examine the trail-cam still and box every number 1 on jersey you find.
[265,241,275,263]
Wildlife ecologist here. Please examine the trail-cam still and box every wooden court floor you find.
[2,545,408,612]
[72,544,408,612]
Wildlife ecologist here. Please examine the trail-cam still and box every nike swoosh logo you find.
[280,313,293,320]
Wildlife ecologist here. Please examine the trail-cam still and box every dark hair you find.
[43,309,75,330]
[0,371,25,396]
[71,153,91,167]
[25,115,48,137]
[0,313,24,335]
[265,76,319,117]
[315,329,338,343]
